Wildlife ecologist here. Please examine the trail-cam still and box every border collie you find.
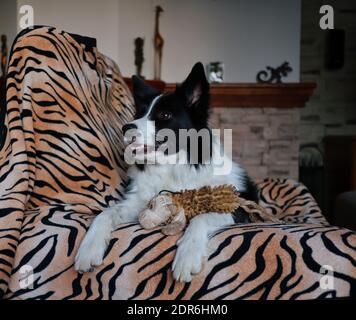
[75,62,258,282]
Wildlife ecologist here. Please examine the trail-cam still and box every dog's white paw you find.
[74,213,113,273]
[75,209,115,273]
[74,233,108,273]
[172,237,207,283]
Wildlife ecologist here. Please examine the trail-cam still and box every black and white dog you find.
[75,62,258,282]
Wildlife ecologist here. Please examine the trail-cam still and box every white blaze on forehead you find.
[131,94,163,146]
[133,94,163,125]
[145,94,163,119]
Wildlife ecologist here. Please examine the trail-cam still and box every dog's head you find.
[123,62,210,163]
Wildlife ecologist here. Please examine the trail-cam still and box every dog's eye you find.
[157,111,172,121]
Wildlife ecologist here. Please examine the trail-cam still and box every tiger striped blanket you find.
[0,26,355,300]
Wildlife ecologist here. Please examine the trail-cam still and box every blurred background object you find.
[206,62,224,83]
[153,5,164,80]
[256,62,293,83]
[134,37,144,77]
[1,35,7,77]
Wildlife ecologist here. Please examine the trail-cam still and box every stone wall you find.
[300,0,356,147]
[210,108,299,181]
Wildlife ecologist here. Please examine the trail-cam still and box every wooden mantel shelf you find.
[123,78,316,108]
[165,83,317,108]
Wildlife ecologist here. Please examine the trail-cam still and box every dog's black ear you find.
[131,75,161,107]
[177,62,209,108]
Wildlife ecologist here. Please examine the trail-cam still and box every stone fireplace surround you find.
[125,79,316,181]
[210,107,300,181]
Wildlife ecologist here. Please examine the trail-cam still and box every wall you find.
[300,0,356,147]
[118,0,301,82]
[16,0,120,63]
[13,0,301,83]
[0,0,17,53]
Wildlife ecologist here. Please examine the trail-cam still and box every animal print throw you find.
[0,26,355,299]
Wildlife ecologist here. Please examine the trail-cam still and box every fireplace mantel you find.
[165,83,316,108]
[123,78,316,108]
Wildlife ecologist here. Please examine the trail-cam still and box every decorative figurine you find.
[134,37,144,77]
[256,61,293,84]
[153,5,164,80]
[207,62,224,83]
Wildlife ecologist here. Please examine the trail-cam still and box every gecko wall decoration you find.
[256,61,293,84]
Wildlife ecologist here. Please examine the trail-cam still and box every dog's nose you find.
[122,123,137,135]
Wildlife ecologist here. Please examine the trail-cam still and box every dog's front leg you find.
[172,213,234,283]
[74,195,145,273]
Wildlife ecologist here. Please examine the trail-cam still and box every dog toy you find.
[138,185,281,235]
